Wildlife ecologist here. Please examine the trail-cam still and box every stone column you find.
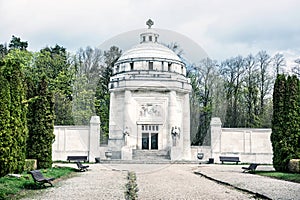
[122,90,133,160]
[123,90,132,146]
[182,93,191,160]
[210,117,222,162]
[89,116,100,162]
[169,91,182,160]
[109,92,116,138]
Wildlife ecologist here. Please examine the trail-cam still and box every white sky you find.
[1,0,299,65]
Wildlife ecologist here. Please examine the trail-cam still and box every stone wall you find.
[52,116,100,162]
[208,117,273,164]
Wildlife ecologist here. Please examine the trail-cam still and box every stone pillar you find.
[89,116,100,162]
[122,90,133,160]
[168,91,176,142]
[123,90,132,146]
[182,93,191,160]
[108,91,124,159]
[169,91,182,160]
[210,117,222,161]
[109,92,117,138]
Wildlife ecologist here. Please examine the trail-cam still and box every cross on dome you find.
[146,19,154,29]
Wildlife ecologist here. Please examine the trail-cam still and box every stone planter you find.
[197,153,204,160]
[105,151,112,159]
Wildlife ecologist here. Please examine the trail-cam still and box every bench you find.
[219,156,240,164]
[242,163,259,173]
[76,161,89,172]
[28,170,55,187]
[67,156,88,163]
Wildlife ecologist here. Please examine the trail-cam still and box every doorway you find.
[141,125,159,150]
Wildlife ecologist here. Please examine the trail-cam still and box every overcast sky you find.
[1,0,299,65]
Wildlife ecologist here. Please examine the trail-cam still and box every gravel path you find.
[198,164,300,200]
[22,164,127,200]
[110,164,257,200]
[22,163,267,200]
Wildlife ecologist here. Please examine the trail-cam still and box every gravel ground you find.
[110,164,257,200]
[198,164,300,200]
[22,163,285,200]
[22,164,127,200]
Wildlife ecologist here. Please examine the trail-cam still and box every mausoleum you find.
[107,19,192,160]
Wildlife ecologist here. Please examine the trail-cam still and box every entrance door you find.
[141,125,159,150]
[151,133,158,149]
[142,133,149,149]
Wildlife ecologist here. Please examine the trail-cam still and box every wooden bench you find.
[28,170,55,187]
[219,156,240,164]
[67,156,88,163]
[242,163,259,172]
[76,161,89,172]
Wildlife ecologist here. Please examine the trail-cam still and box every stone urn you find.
[105,151,112,159]
[197,153,204,160]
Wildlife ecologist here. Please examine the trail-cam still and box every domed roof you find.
[116,42,182,63]
[115,19,183,65]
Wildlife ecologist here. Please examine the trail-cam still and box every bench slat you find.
[67,156,88,162]
[219,156,240,164]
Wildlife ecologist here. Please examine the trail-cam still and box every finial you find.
[146,19,154,29]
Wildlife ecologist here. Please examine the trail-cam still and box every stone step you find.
[132,149,170,160]
[98,159,203,164]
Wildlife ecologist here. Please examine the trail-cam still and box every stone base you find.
[121,146,133,160]
[170,146,182,161]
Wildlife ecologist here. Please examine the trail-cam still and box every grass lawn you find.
[254,171,300,184]
[0,167,77,200]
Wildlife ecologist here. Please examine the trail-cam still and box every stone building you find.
[107,20,192,160]
[51,21,274,164]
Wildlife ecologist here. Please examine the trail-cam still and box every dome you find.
[115,42,183,65]
[112,19,186,76]
[115,19,183,65]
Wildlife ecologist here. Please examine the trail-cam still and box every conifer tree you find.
[272,74,300,171]
[26,75,55,169]
[0,50,31,175]
[284,76,300,164]
[0,64,12,177]
[271,74,286,171]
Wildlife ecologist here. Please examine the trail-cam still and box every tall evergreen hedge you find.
[285,76,300,162]
[26,75,55,169]
[271,74,286,171]
[0,50,30,176]
[0,65,12,177]
[271,74,300,172]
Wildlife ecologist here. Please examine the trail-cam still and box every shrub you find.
[24,159,37,172]
[26,75,55,169]
[125,171,138,200]
[288,159,300,173]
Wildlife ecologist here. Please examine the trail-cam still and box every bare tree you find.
[244,54,260,127]
[220,56,246,127]
[256,51,272,116]
[272,53,286,75]
[190,58,219,145]
[72,47,104,125]
[292,58,300,78]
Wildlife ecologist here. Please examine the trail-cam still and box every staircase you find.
[99,149,200,164]
[132,149,170,162]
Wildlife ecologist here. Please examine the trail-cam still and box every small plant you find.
[288,159,300,173]
[24,159,37,172]
[125,171,138,200]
